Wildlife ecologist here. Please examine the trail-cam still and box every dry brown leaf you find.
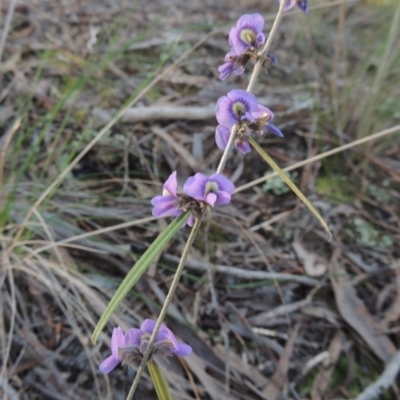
[330,251,396,363]
[263,324,299,399]
[293,241,327,277]
[380,265,400,326]
[184,352,227,400]
[311,332,343,400]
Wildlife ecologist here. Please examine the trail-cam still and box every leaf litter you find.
[1,0,399,399]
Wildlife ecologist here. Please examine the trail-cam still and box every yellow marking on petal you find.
[232,102,246,118]
[162,189,171,196]
[205,181,218,194]
[240,29,256,45]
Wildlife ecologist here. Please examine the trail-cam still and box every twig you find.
[247,0,286,93]
[235,124,400,193]
[0,116,22,204]
[355,349,400,400]
[126,216,203,400]
[92,105,215,126]
[0,0,17,62]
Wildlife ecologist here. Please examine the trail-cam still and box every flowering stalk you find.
[126,215,204,400]
[216,0,286,175]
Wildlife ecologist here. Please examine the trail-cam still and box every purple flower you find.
[218,51,245,81]
[183,173,235,207]
[99,327,126,373]
[151,172,194,226]
[215,90,283,153]
[216,90,258,127]
[280,0,308,12]
[99,321,192,373]
[229,14,266,55]
[216,125,251,155]
[151,171,181,218]
[125,319,192,358]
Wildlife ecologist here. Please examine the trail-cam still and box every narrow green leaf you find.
[147,360,173,400]
[249,137,332,240]
[92,211,191,343]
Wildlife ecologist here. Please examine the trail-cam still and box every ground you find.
[1,0,400,399]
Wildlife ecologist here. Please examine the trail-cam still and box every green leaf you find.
[92,211,191,343]
[249,137,332,240]
[148,360,173,400]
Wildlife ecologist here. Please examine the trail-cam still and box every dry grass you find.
[1,0,400,399]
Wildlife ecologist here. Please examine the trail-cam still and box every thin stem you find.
[247,0,286,93]
[216,125,238,174]
[126,215,204,400]
[235,124,400,193]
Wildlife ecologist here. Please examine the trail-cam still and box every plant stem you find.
[247,0,286,93]
[216,125,237,174]
[215,0,287,175]
[126,216,204,400]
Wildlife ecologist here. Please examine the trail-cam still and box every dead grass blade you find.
[330,250,396,363]
[263,323,299,399]
[311,332,343,400]
[249,137,332,239]
[0,116,22,204]
[355,349,400,400]
[236,125,400,193]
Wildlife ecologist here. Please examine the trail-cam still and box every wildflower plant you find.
[92,2,332,399]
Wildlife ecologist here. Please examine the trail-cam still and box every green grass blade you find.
[249,137,332,240]
[148,361,173,400]
[91,211,191,343]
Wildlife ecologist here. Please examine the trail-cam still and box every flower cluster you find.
[151,171,235,225]
[99,320,192,373]
[215,90,283,154]
[218,14,267,80]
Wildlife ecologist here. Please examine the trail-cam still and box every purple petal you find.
[215,191,232,206]
[257,32,266,46]
[141,319,156,335]
[183,173,207,201]
[218,62,234,81]
[282,0,296,10]
[236,139,251,154]
[152,196,181,218]
[297,0,308,12]
[125,328,142,347]
[186,214,195,227]
[208,174,235,195]
[205,192,217,207]
[230,14,265,54]
[215,125,230,151]
[227,90,258,110]
[216,95,237,127]
[99,355,120,373]
[111,327,125,359]
[236,13,265,33]
[163,171,177,197]
[155,324,172,343]
[172,343,192,357]
[252,104,274,120]
[266,123,284,137]
[233,65,245,75]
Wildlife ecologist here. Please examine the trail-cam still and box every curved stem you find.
[126,215,203,400]
[247,0,286,93]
